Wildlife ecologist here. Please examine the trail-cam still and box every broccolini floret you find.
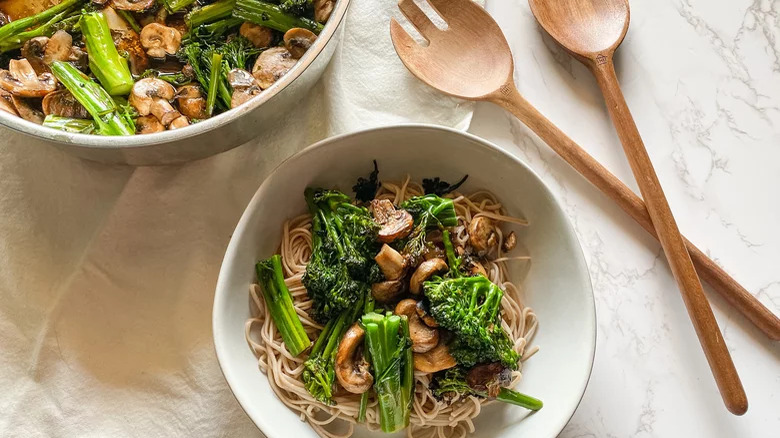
[399,194,458,264]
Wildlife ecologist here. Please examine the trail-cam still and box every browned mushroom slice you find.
[466,363,512,398]
[370,199,414,243]
[371,279,405,303]
[151,99,182,126]
[111,0,156,12]
[0,59,57,98]
[314,0,335,23]
[375,244,406,281]
[136,115,165,134]
[168,115,190,130]
[229,68,262,108]
[502,231,517,252]
[395,299,439,353]
[335,323,373,394]
[469,260,487,277]
[252,47,297,89]
[468,217,498,256]
[176,85,208,120]
[414,342,457,373]
[140,23,182,58]
[284,28,317,59]
[129,78,176,116]
[416,300,439,328]
[240,22,274,48]
[21,37,50,75]
[10,96,44,124]
[42,90,90,119]
[409,258,448,294]
[44,30,74,65]
[0,90,19,116]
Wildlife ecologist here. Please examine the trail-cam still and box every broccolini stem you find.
[0,0,84,43]
[50,62,135,136]
[188,0,237,28]
[117,10,141,33]
[206,52,223,116]
[442,230,462,276]
[81,12,134,96]
[162,0,197,13]
[0,10,79,53]
[255,255,311,356]
[400,316,414,426]
[233,0,324,34]
[496,388,543,411]
[42,115,96,134]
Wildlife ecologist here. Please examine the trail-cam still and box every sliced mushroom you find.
[136,115,165,134]
[130,78,176,116]
[44,30,73,65]
[168,115,189,130]
[284,28,316,59]
[176,85,208,120]
[468,217,498,256]
[370,199,414,243]
[252,47,297,89]
[375,244,406,281]
[416,300,439,328]
[10,96,44,124]
[240,22,274,48]
[414,342,457,373]
[140,23,182,59]
[0,12,9,27]
[314,0,336,23]
[410,258,448,294]
[335,323,373,394]
[0,59,57,98]
[228,68,263,108]
[466,363,512,398]
[151,98,182,126]
[371,280,405,303]
[502,231,517,252]
[111,0,156,12]
[469,261,487,277]
[21,37,49,75]
[395,299,439,353]
[42,90,90,119]
[0,90,19,116]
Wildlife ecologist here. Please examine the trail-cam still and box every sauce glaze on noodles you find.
[245,177,538,438]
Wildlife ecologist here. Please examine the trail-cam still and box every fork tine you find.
[390,17,423,51]
[397,0,438,38]
[426,0,466,19]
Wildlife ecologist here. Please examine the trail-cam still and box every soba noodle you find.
[245,177,539,438]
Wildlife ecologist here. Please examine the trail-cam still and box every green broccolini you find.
[302,188,382,323]
[399,194,458,264]
[0,0,84,53]
[233,0,324,34]
[431,367,543,411]
[80,11,135,96]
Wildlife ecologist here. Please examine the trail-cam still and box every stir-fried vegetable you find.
[399,194,458,264]
[0,0,84,53]
[42,115,96,134]
[50,62,135,136]
[431,367,543,411]
[361,311,413,433]
[256,255,311,356]
[233,0,323,34]
[81,12,134,96]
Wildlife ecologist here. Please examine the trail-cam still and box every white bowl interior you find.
[214,125,596,438]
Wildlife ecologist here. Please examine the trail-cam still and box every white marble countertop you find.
[472,0,780,436]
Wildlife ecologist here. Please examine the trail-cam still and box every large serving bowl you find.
[213,124,596,438]
[0,0,350,166]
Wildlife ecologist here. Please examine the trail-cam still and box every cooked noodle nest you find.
[246,177,539,438]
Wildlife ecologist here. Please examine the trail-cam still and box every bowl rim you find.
[212,123,596,438]
[0,0,351,149]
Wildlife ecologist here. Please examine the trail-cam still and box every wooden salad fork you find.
[390,0,764,415]
[526,0,748,414]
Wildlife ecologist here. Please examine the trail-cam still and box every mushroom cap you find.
[410,258,448,294]
[314,0,335,23]
[395,299,439,353]
[252,47,297,89]
[371,279,406,303]
[112,0,156,12]
[370,199,414,243]
[129,78,176,116]
[466,362,512,398]
[468,216,498,255]
[21,37,49,75]
[228,68,263,108]
[176,85,208,120]
[140,23,182,59]
[136,115,165,134]
[10,96,44,124]
[240,22,274,48]
[42,90,90,119]
[375,244,406,281]
[150,99,181,126]
[284,28,317,59]
[335,323,373,394]
[0,59,58,98]
[416,300,439,328]
[414,343,457,373]
[0,90,19,116]
[44,30,73,65]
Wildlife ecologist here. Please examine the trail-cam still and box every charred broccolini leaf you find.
[352,160,380,203]
[302,188,382,323]
[422,175,469,197]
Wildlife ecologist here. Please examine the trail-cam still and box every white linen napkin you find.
[0,1,478,436]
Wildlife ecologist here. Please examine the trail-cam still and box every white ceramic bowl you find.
[213,124,596,438]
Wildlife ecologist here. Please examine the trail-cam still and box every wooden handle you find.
[489,81,749,415]
[488,83,780,342]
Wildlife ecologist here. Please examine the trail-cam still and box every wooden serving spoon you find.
[390,0,754,415]
[527,0,748,414]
